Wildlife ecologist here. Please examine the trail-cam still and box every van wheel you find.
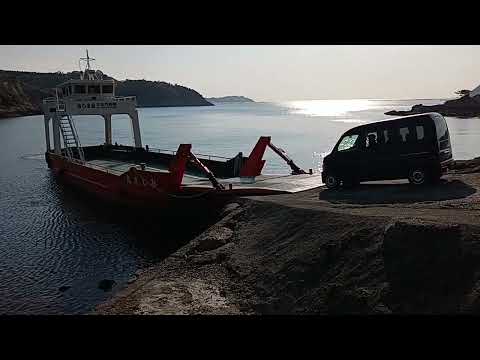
[408,168,428,185]
[325,173,340,189]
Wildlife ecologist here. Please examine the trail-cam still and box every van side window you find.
[399,127,411,143]
[338,134,359,152]
[366,131,378,149]
[377,128,394,146]
[383,129,390,144]
[416,125,425,140]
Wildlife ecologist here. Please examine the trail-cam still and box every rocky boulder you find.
[383,220,465,296]
[194,226,234,252]
[385,95,480,118]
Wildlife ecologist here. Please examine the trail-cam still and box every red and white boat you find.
[42,52,322,209]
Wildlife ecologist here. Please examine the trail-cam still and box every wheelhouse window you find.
[74,85,86,94]
[337,134,359,152]
[88,85,101,94]
[102,85,113,94]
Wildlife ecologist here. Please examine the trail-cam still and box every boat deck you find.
[182,173,323,193]
[86,159,169,174]
[85,159,323,194]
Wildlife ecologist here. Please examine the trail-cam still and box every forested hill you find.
[116,80,212,107]
[0,78,48,118]
[0,70,212,118]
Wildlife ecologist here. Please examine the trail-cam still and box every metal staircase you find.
[59,114,85,162]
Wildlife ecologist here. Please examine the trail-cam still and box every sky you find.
[1,45,479,102]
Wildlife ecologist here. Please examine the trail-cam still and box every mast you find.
[79,49,96,80]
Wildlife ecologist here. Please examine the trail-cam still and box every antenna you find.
[80,49,95,70]
[79,49,98,80]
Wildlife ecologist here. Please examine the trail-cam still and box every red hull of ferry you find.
[48,155,166,207]
[45,144,221,210]
[45,136,318,211]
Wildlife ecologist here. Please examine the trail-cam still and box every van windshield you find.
[337,134,359,152]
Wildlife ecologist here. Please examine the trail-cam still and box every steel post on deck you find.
[129,110,143,148]
[52,114,61,155]
[44,115,51,152]
[103,114,112,145]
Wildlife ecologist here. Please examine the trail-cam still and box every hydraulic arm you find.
[267,142,307,175]
[188,152,225,191]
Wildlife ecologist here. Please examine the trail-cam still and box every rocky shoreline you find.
[95,160,480,315]
[385,95,480,118]
[0,79,43,119]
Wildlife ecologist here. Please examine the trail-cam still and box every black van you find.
[321,112,453,188]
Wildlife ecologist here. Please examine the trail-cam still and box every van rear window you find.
[433,115,449,141]
[432,114,450,150]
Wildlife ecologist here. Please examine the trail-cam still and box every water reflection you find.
[285,99,377,117]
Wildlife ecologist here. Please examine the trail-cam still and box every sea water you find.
[0,99,478,314]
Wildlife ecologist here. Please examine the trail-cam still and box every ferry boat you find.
[42,51,322,209]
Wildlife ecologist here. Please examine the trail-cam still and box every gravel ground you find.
[95,170,480,315]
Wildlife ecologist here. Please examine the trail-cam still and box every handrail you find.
[148,148,177,155]
[114,96,136,101]
[195,153,231,160]
[52,152,123,175]
[43,96,136,104]
[44,97,63,104]
[148,147,231,161]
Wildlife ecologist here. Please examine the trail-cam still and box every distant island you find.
[0,70,213,119]
[385,89,480,118]
[206,96,254,103]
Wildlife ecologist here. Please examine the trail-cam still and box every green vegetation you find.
[0,70,212,118]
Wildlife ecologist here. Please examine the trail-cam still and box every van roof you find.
[345,112,441,134]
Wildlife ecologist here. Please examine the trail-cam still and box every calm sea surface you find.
[1,99,479,314]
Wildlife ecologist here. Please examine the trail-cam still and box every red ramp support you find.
[169,144,192,186]
[240,136,271,177]
[240,136,307,177]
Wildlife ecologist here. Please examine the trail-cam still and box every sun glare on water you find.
[285,99,375,118]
